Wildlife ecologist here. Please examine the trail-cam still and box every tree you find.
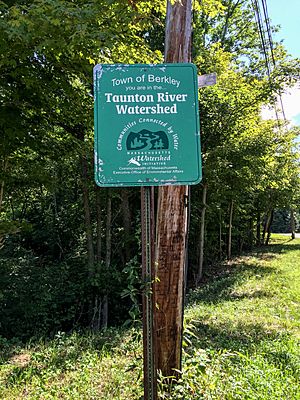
[0,0,164,336]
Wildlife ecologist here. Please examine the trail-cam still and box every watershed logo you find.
[128,157,141,166]
[127,154,171,166]
[126,129,169,151]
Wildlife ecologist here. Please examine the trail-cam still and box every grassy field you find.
[0,234,299,399]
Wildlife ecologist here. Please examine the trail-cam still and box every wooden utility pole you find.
[153,0,192,378]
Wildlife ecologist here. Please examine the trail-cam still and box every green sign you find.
[94,63,202,187]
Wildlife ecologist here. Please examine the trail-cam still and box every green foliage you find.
[121,256,143,327]
[272,209,300,233]
[0,247,87,338]
[0,0,162,337]
[187,1,300,273]
[0,236,299,399]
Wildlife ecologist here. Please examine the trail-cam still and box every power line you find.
[261,0,287,121]
[252,0,271,76]
[252,0,287,124]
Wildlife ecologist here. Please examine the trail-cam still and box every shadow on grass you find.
[189,241,300,306]
[0,327,137,387]
[190,320,278,351]
[184,241,300,379]
[259,242,300,255]
[185,320,299,378]
[188,260,275,305]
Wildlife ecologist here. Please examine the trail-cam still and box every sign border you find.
[94,63,202,187]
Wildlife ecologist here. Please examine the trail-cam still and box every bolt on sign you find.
[94,63,202,187]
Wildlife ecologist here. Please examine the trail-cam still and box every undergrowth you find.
[1,235,299,399]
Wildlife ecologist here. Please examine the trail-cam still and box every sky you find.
[266,0,300,126]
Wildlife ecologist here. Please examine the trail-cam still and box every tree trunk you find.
[92,296,101,332]
[0,158,8,214]
[262,213,267,244]
[227,199,234,260]
[256,210,261,246]
[52,190,63,260]
[263,209,272,245]
[0,180,4,214]
[248,217,254,250]
[153,0,192,379]
[290,208,296,240]
[95,185,102,264]
[81,155,94,277]
[0,156,6,248]
[121,188,132,263]
[265,208,274,245]
[196,183,207,285]
[219,208,223,260]
[91,185,103,331]
[80,153,98,329]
